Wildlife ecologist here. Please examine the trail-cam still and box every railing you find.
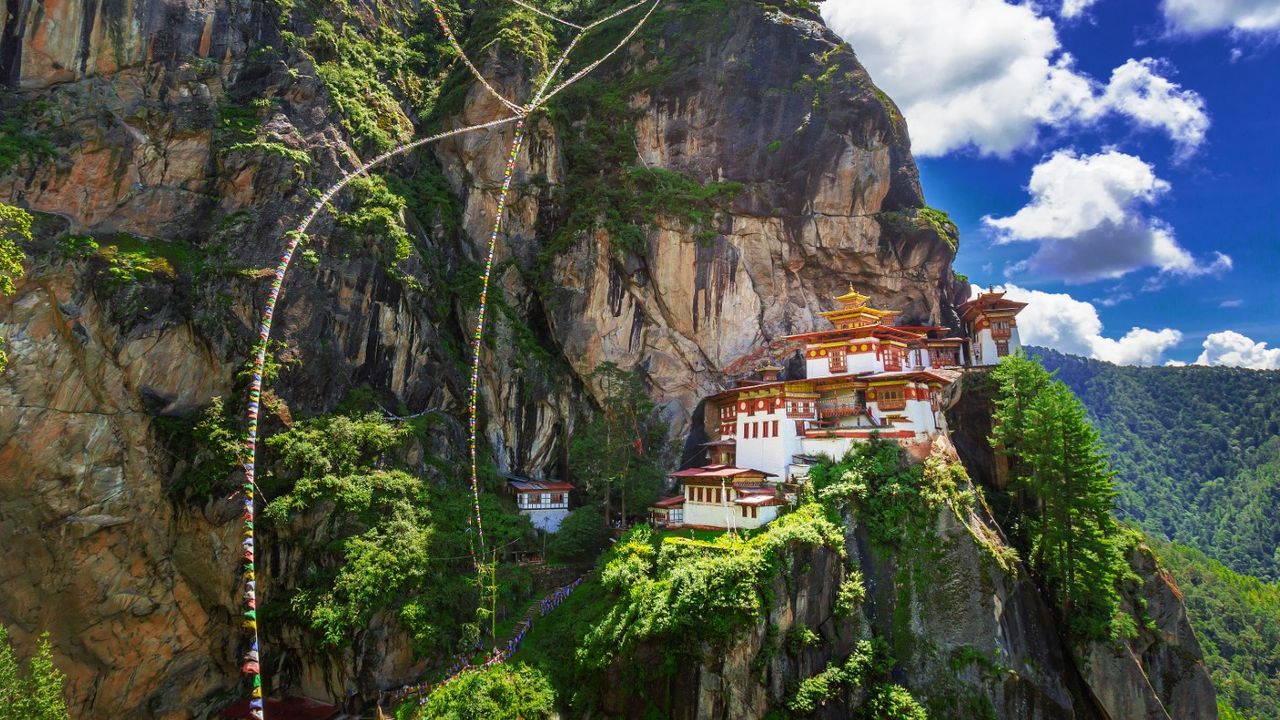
[816,400,864,418]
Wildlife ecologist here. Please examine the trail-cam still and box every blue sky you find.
[821,0,1280,368]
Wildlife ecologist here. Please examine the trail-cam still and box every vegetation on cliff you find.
[0,627,68,720]
[0,202,30,373]
[987,353,1139,642]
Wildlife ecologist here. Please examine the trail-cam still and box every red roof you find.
[653,495,686,508]
[221,697,339,720]
[508,479,575,493]
[669,464,778,479]
[957,292,1028,321]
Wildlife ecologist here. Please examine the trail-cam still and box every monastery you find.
[652,287,1028,531]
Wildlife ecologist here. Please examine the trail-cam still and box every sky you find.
[821,0,1280,369]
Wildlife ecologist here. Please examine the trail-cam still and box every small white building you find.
[958,289,1027,366]
[664,465,786,530]
[507,478,574,532]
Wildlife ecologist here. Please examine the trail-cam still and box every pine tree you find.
[568,363,669,524]
[990,354,1128,641]
[0,627,69,720]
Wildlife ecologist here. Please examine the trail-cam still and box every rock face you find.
[0,0,1208,718]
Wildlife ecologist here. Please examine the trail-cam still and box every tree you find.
[568,363,669,524]
[990,353,1127,640]
[416,663,556,720]
[0,626,69,720]
[546,507,608,563]
[0,202,32,373]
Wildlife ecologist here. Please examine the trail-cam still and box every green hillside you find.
[1145,538,1280,720]
[1031,347,1280,581]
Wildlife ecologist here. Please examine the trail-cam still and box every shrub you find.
[547,508,609,563]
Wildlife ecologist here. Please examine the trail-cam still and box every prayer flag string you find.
[232,1,661,713]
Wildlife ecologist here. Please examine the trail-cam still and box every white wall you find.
[845,346,885,374]
[683,494,740,528]
[735,408,801,479]
[524,507,570,533]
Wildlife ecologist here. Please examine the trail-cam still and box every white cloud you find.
[1162,0,1280,35]
[1060,0,1100,19]
[1165,359,1189,366]
[821,0,1210,157]
[1101,59,1209,158]
[985,150,1231,282]
[1195,330,1280,369]
[997,283,1184,365]
[1219,299,1244,308]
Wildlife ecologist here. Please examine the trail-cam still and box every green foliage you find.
[1033,347,1280,582]
[580,504,843,670]
[919,207,959,250]
[57,235,98,260]
[414,662,556,720]
[546,508,609,563]
[1148,537,1280,720]
[296,1,435,152]
[0,101,56,174]
[0,202,32,373]
[262,411,534,655]
[786,624,820,652]
[0,202,30,296]
[988,353,1134,642]
[811,440,964,550]
[543,63,741,266]
[766,139,784,153]
[155,397,242,502]
[834,571,866,619]
[0,627,69,720]
[785,638,924,718]
[568,363,671,522]
[337,174,413,271]
[224,140,312,167]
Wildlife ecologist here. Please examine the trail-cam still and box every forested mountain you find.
[1032,347,1280,581]
[1146,538,1280,720]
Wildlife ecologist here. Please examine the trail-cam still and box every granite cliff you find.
[0,0,1211,717]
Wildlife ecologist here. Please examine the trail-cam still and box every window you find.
[741,506,748,517]
[751,506,758,518]
[715,488,722,503]
[876,387,906,411]
[551,493,564,504]
[772,420,779,437]
[996,340,1010,357]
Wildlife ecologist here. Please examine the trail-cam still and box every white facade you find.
[971,325,1021,366]
[680,482,782,530]
[516,492,571,532]
[734,406,803,480]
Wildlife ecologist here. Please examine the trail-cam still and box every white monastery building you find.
[507,478,574,532]
[653,287,1026,531]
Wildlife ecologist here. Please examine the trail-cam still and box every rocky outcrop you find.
[602,443,1217,719]
[0,266,240,717]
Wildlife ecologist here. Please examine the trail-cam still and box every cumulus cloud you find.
[985,150,1231,282]
[997,284,1183,365]
[1162,0,1280,35]
[821,0,1210,157]
[1060,0,1100,19]
[1195,330,1280,369]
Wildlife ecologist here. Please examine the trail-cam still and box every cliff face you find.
[0,1,1207,718]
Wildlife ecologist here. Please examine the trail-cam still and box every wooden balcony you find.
[817,400,864,419]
